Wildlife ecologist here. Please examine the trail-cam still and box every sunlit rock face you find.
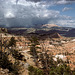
[53,54,67,62]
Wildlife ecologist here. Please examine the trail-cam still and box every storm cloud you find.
[26,0,41,2]
[0,0,75,28]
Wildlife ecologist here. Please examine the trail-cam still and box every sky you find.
[0,0,75,28]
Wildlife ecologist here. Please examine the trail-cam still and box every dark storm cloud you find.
[26,0,41,2]
[66,0,75,1]
[0,0,75,28]
[16,0,19,4]
[16,0,75,4]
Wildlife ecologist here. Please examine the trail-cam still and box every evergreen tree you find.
[29,36,39,66]
[9,37,16,47]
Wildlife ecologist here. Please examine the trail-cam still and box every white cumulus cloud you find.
[62,7,73,11]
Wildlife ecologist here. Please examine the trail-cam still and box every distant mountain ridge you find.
[0,24,75,37]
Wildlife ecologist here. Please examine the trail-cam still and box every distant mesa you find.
[42,24,59,28]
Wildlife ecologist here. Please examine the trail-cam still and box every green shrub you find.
[0,52,21,75]
[11,49,24,61]
[28,66,44,75]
